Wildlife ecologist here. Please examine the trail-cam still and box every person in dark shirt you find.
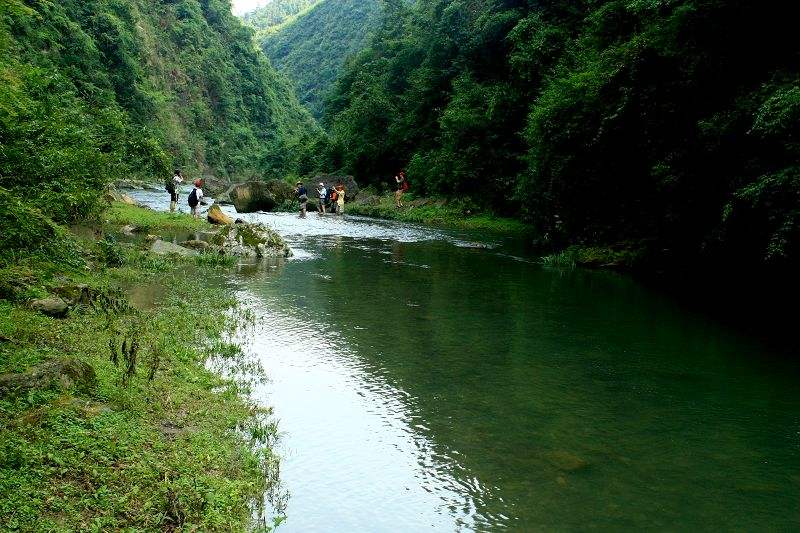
[295,181,308,218]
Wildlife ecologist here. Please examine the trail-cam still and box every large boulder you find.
[314,174,360,202]
[230,182,276,213]
[210,223,292,259]
[150,239,198,257]
[207,204,233,225]
[201,174,231,197]
[264,179,296,205]
[0,357,97,397]
[30,297,69,318]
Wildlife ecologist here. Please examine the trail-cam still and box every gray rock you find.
[201,174,231,196]
[0,357,97,397]
[31,297,69,318]
[150,239,198,257]
[230,182,276,213]
[120,224,137,235]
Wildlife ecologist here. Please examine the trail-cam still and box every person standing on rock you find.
[188,178,204,218]
[317,182,327,215]
[295,181,308,218]
[168,169,183,212]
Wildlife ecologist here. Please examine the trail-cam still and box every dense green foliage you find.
[242,0,320,35]
[0,0,322,244]
[254,0,382,118]
[326,0,800,271]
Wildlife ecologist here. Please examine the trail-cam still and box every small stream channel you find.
[129,189,800,531]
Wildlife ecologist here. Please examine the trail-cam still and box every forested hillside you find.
[242,0,320,37]
[254,0,382,118]
[325,0,800,271]
[0,0,322,254]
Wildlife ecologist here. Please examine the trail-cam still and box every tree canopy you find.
[325,0,800,271]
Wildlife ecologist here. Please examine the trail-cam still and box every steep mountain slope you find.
[251,0,382,118]
[326,0,800,272]
[0,0,321,225]
[242,0,321,37]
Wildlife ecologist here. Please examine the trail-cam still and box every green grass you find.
[347,193,532,234]
[105,202,211,234]
[0,210,282,530]
[541,245,644,270]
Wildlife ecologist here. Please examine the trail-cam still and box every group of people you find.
[166,169,205,218]
[294,180,346,218]
[167,169,409,220]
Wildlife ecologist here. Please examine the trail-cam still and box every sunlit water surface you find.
[132,189,800,531]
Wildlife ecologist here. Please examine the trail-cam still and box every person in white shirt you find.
[188,178,204,218]
[316,182,327,215]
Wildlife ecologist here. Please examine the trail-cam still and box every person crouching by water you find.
[335,181,346,215]
[295,181,308,218]
[167,169,183,212]
[188,178,204,218]
[317,182,327,215]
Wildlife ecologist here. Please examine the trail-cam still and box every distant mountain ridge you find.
[244,0,382,119]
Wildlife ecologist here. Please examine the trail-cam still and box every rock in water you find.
[150,239,198,257]
[230,182,276,213]
[30,297,69,318]
[0,357,97,397]
[181,240,210,251]
[542,451,589,472]
[210,223,292,259]
[207,204,234,225]
[201,174,231,196]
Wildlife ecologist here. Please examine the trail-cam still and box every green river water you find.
[134,191,800,531]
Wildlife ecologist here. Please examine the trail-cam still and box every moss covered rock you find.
[210,223,292,259]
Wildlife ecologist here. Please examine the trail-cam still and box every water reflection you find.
[126,188,800,531]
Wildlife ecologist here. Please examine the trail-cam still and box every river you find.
[131,191,800,531]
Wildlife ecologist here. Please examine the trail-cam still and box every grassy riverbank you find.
[0,205,280,530]
[347,193,531,234]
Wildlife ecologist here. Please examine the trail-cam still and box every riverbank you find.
[0,204,281,530]
[346,193,532,234]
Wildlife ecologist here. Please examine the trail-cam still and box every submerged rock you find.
[0,357,97,397]
[207,204,234,225]
[150,239,198,257]
[210,223,292,259]
[30,297,69,318]
[542,450,589,472]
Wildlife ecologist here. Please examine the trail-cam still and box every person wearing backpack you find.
[188,178,204,218]
[167,169,183,212]
[329,186,338,214]
[295,181,308,218]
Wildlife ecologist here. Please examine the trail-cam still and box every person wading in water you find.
[317,182,328,215]
[167,169,183,212]
[335,181,346,215]
[295,181,308,218]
